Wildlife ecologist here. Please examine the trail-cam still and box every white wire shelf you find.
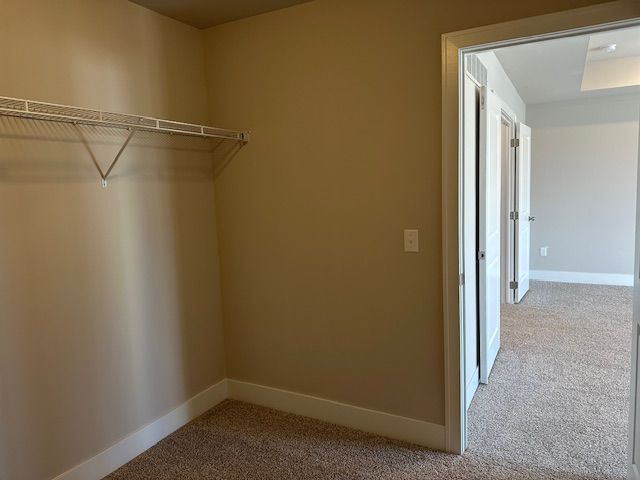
[0,96,249,143]
[0,95,249,186]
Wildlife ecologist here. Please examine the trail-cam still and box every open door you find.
[515,123,532,302]
[479,86,501,384]
[463,75,480,408]
[628,119,640,480]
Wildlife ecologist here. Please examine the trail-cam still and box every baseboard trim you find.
[51,379,228,480]
[227,379,446,451]
[52,378,446,480]
[530,270,634,286]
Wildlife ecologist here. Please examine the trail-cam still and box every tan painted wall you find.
[203,0,611,425]
[0,2,226,479]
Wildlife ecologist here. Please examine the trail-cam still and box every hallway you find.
[468,281,632,479]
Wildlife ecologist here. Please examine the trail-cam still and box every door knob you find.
[529,216,536,222]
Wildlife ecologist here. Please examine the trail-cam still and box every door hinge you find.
[509,281,519,290]
[510,211,519,220]
[511,138,520,148]
[459,273,465,286]
[478,251,486,260]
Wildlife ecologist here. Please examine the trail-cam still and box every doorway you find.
[464,25,639,477]
[442,5,640,476]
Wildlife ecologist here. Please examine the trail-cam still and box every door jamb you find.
[501,110,517,305]
[441,0,640,454]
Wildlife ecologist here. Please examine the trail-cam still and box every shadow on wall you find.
[0,114,229,480]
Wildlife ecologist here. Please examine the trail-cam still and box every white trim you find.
[465,366,480,410]
[227,379,446,450]
[501,109,517,305]
[51,379,228,480]
[530,270,634,286]
[51,378,449,480]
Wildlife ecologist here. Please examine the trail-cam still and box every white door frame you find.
[500,110,517,305]
[513,121,533,302]
[441,0,640,454]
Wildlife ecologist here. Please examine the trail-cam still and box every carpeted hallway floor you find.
[105,281,632,480]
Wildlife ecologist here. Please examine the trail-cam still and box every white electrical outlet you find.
[540,246,548,257]
[404,229,419,253]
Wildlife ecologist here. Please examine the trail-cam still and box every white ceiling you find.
[493,26,640,105]
[582,29,640,92]
[129,0,313,29]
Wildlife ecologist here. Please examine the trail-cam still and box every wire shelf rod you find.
[0,96,249,143]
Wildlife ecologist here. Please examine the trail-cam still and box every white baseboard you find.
[227,379,446,451]
[530,270,634,286]
[52,378,446,480]
[52,379,228,480]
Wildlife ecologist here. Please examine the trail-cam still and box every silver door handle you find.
[529,216,536,222]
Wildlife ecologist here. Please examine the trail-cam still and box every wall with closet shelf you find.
[0,2,227,479]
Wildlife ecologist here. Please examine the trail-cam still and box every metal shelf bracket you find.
[101,129,135,187]
[74,125,136,188]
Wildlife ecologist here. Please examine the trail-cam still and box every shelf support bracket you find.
[102,129,135,187]
[76,124,135,188]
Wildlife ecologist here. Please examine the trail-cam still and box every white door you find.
[479,86,501,384]
[463,75,480,408]
[515,123,532,302]
[628,118,640,480]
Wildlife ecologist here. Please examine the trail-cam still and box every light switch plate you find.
[404,229,419,253]
[540,246,548,257]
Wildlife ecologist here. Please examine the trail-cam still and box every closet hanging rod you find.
[0,96,249,143]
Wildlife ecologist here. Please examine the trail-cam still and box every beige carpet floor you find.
[105,281,632,480]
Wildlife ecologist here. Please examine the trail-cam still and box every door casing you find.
[514,122,533,302]
[500,112,517,305]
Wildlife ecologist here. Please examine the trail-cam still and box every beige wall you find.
[0,2,226,480]
[204,0,611,425]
